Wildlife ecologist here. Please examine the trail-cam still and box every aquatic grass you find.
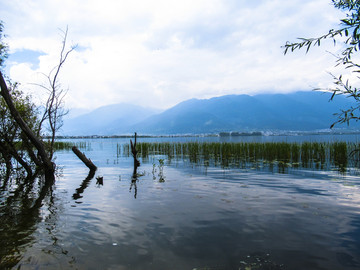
[122,141,354,172]
[330,141,348,169]
[53,141,90,151]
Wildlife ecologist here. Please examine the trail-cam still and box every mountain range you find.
[60,91,360,135]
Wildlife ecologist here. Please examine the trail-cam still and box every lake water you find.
[1,135,360,269]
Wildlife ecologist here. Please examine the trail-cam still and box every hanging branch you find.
[283,1,360,128]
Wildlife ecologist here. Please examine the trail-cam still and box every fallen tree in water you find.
[72,146,97,171]
[71,146,97,200]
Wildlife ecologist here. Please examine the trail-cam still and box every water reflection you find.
[130,163,140,199]
[0,174,55,268]
[1,137,360,269]
[72,169,96,200]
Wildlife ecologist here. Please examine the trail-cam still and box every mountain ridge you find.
[60,91,360,135]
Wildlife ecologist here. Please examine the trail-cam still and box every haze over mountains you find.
[61,91,360,136]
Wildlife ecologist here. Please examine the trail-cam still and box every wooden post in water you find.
[72,146,97,171]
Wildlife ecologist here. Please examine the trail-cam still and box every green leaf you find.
[341,19,352,26]
[306,43,311,53]
[331,91,336,101]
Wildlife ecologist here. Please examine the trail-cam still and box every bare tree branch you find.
[35,27,76,159]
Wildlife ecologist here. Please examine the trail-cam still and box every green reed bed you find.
[121,141,359,171]
[53,141,90,151]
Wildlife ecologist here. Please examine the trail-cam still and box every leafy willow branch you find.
[284,0,360,128]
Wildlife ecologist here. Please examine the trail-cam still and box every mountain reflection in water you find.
[0,137,360,270]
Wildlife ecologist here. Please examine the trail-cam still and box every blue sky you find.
[0,0,347,110]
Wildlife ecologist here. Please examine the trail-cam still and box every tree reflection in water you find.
[130,163,139,199]
[0,173,55,268]
[72,169,96,200]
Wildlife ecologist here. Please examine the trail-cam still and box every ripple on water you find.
[5,145,360,270]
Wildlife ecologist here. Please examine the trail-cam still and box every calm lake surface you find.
[2,134,360,269]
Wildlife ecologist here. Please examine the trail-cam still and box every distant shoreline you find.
[52,129,360,140]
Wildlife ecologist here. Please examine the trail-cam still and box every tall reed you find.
[123,141,353,171]
[53,141,90,151]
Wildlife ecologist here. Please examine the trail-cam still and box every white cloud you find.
[0,0,347,109]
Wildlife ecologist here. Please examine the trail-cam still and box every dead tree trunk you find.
[0,71,54,179]
[72,146,97,171]
[129,132,140,199]
[130,132,140,168]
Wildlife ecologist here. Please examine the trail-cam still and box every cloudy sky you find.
[0,0,346,111]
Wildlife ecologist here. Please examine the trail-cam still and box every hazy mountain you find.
[60,91,360,136]
[61,103,161,135]
[66,107,92,119]
[132,91,360,134]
